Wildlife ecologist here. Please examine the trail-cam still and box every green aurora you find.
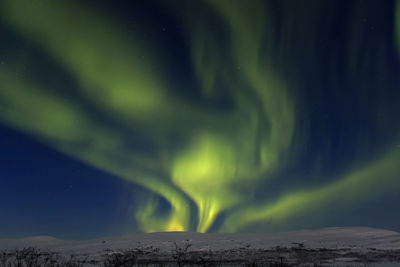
[0,0,399,233]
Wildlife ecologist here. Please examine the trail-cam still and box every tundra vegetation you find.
[1,242,399,266]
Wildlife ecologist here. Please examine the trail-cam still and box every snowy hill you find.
[1,227,399,266]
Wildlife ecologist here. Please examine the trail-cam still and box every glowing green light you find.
[0,0,398,234]
[220,148,400,232]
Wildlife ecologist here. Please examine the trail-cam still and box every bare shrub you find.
[103,251,137,267]
[171,240,192,267]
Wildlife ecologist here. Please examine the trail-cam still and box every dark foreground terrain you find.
[1,227,399,266]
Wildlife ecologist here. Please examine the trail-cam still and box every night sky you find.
[1,0,400,240]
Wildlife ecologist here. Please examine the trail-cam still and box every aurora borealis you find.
[1,0,400,238]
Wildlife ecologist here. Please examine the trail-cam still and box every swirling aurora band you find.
[0,0,399,233]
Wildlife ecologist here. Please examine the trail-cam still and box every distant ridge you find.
[1,226,399,251]
[1,227,399,266]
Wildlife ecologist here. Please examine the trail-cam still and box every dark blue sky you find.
[0,0,400,238]
[0,125,139,239]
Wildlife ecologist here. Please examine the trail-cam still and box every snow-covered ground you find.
[1,227,399,266]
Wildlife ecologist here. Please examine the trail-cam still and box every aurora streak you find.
[0,0,399,235]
